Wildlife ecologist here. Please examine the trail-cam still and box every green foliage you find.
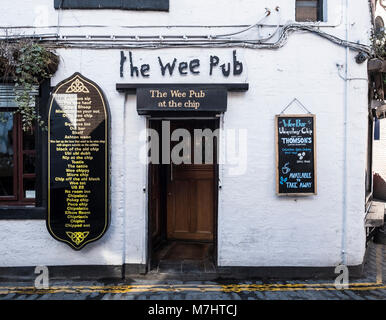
[372,29,386,59]
[0,41,59,131]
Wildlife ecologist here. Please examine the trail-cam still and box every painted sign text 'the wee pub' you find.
[120,50,244,78]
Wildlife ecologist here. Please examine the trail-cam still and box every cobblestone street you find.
[0,241,385,300]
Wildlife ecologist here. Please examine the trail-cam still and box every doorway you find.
[147,118,219,273]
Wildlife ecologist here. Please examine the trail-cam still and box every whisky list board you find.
[47,73,110,250]
[276,114,317,196]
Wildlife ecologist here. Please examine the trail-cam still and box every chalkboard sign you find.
[276,114,316,196]
[137,87,227,115]
[47,73,110,250]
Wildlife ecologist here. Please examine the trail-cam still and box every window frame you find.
[0,80,50,219]
[296,0,325,22]
[366,113,375,205]
[0,111,18,202]
[54,0,169,11]
[0,111,36,205]
[375,16,385,35]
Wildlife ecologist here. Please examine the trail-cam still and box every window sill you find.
[54,0,169,11]
[0,206,45,220]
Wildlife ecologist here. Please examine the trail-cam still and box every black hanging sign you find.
[136,87,227,115]
[276,114,317,196]
[47,73,110,250]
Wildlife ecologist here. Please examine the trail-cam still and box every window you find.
[375,16,385,36]
[0,85,38,205]
[366,115,374,201]
[296,0,324,22]
[54,0,169,11]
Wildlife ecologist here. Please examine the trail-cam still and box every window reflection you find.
[0,112,14,196]
[23,154,36,174]
[296,0,321,22]
[23,127,35,150]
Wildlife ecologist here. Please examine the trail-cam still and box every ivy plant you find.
[0,41,59,131]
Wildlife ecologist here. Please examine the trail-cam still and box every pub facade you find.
[0,0,378,278]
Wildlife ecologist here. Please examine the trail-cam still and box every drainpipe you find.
[341,0,349,266]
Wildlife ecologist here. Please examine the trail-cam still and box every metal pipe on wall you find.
[341,0,350,266]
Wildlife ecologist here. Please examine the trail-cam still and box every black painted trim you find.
[37,79,51,210]
[143,111,223,118]
[0,265,123,281]
[0,263,364,281]
[54,0,169,11]
[317,0,324,22]
[0,207,45,220]
[116,83,249,94]
[124,263,147,276]
[217,265,364,280]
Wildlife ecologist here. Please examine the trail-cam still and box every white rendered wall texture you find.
[0,0,372,267]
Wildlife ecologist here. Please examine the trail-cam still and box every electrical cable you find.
[336,64,368,81]
[257,7,282,43]
[213,8,271,38]
[0,10,372,55]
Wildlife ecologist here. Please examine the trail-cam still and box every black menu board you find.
[136,87,227,115]
[47,73,110,250]
[276,114,316,196]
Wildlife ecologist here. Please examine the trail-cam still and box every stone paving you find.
[0,241,385,300]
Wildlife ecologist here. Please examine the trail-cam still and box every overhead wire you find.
[0,7,372,55]
[212,8,272,38]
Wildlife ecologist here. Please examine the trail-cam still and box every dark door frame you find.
[146,117,220,272]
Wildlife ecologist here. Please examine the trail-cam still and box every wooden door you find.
[167,120,215,241]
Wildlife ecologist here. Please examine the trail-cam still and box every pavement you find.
[0,241,386,300]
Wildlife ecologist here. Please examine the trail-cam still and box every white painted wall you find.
[0,0,372,268]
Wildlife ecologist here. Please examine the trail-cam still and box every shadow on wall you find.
[374,173,386,201]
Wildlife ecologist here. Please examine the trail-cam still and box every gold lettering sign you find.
[47,73,110,250]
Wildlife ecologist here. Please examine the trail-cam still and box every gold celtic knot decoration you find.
[66,231,90,245]
[66,78,90,93]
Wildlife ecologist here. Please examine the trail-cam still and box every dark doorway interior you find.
[147,119,219,273]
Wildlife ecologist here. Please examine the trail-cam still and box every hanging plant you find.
[0,40,59,131]
[371,27,386,59]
